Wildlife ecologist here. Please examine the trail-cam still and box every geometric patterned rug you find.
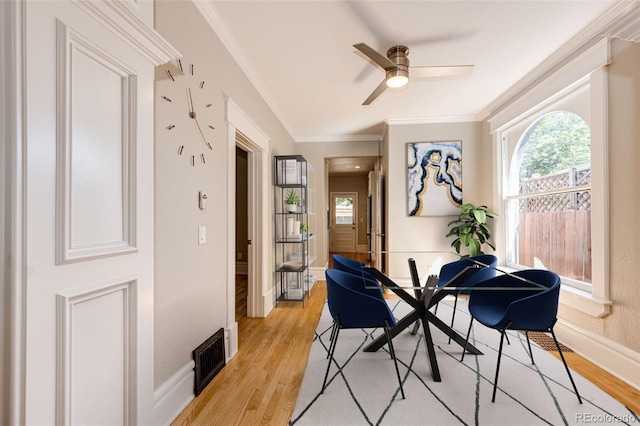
[290,298,638,425]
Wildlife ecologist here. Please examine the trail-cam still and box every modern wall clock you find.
[160,59,214,166]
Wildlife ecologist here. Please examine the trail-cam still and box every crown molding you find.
[295,134,381,143]
[601,1,640,41]
[70,0,180,65]
[194,0,298,142]
[385,115,480,126]
[479,0,637,122]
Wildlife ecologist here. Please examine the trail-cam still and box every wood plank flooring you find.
[173,253,639,425]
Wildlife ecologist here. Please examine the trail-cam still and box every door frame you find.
[225,97,270,357]
[329,191,358,252]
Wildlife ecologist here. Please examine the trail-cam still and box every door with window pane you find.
[330,193,357,252]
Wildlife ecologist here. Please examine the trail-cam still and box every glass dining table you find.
[358,252,548,383]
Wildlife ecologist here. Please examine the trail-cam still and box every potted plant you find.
[284,189,300,213]
[446,203,497,257]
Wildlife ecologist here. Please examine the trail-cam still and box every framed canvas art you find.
[407,141,462,216]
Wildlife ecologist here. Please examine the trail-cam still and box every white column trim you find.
[1,0,27,424]
[224,96,271,360]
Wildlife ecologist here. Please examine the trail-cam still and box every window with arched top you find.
[495,43,610,317]
[506,112,592,291]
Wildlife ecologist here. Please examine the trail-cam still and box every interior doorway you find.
[225,98,270,359]
[326,156,383,270]
[235,147,249,321]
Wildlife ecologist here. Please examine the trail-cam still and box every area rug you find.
[290,298,638,425]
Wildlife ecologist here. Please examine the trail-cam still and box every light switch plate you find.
[198,226,206,244]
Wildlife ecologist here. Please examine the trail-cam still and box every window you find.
[505,112,592,292]
[492,39,610,317]
[334,196,354,224]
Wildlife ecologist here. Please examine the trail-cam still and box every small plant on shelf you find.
[285,190,300,213]
[446,203,497,257]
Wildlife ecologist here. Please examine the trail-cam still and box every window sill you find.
[559,285,611,318]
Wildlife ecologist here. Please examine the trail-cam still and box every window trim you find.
[490,38,611,318]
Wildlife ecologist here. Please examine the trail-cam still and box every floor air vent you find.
[193,328,226,396]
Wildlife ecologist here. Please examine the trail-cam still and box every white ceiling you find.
[208,0,624,143]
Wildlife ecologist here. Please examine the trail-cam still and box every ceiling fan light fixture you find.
[386,69,409,88]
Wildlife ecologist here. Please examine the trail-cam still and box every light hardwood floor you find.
[172,255,639,425]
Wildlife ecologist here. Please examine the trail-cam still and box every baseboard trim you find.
[235,261,248,275]
[555,318,640,391]
[310,266,326,282]
[153,361,195,426]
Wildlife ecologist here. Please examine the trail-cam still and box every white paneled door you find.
[13,1,175,424]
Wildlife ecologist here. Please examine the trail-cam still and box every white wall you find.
[153,1,295,421]
[385,121,489,278]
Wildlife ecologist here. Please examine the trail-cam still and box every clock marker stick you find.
[201,154,206,164]
[177,59,183,72]
[178,145,184,155]
[166,70,175,82]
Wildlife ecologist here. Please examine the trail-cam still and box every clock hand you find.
[193,117,213,150]
[187,88,196,118]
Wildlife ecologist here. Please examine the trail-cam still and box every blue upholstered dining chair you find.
[462,269,582,404]
[436,254,498,337]
[332,254,376,279]
[331,254,383,298]
[321,268,405,399]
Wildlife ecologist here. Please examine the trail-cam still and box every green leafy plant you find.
[446,203,498,257]
[284,190,300,205]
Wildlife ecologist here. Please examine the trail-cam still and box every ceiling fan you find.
[354,43,474,105]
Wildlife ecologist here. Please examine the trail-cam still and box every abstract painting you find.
[407,141,462,216]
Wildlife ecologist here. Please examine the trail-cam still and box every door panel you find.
[24,2,157,423]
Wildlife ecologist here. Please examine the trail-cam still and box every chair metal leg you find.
[327,321,338,359]
[385,321,405,399]
[322,322,341,393]
[491,329,508,402]
[550,327,582,404]
[461,317,475,362]
[524,331,535,364]
[448,293,460,344]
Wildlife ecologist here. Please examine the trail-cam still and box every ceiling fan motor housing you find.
[385,45,409,86]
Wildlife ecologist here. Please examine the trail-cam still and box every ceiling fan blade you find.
[354,43,396,71]
[411,65,474,79]
[363,79,388,105]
